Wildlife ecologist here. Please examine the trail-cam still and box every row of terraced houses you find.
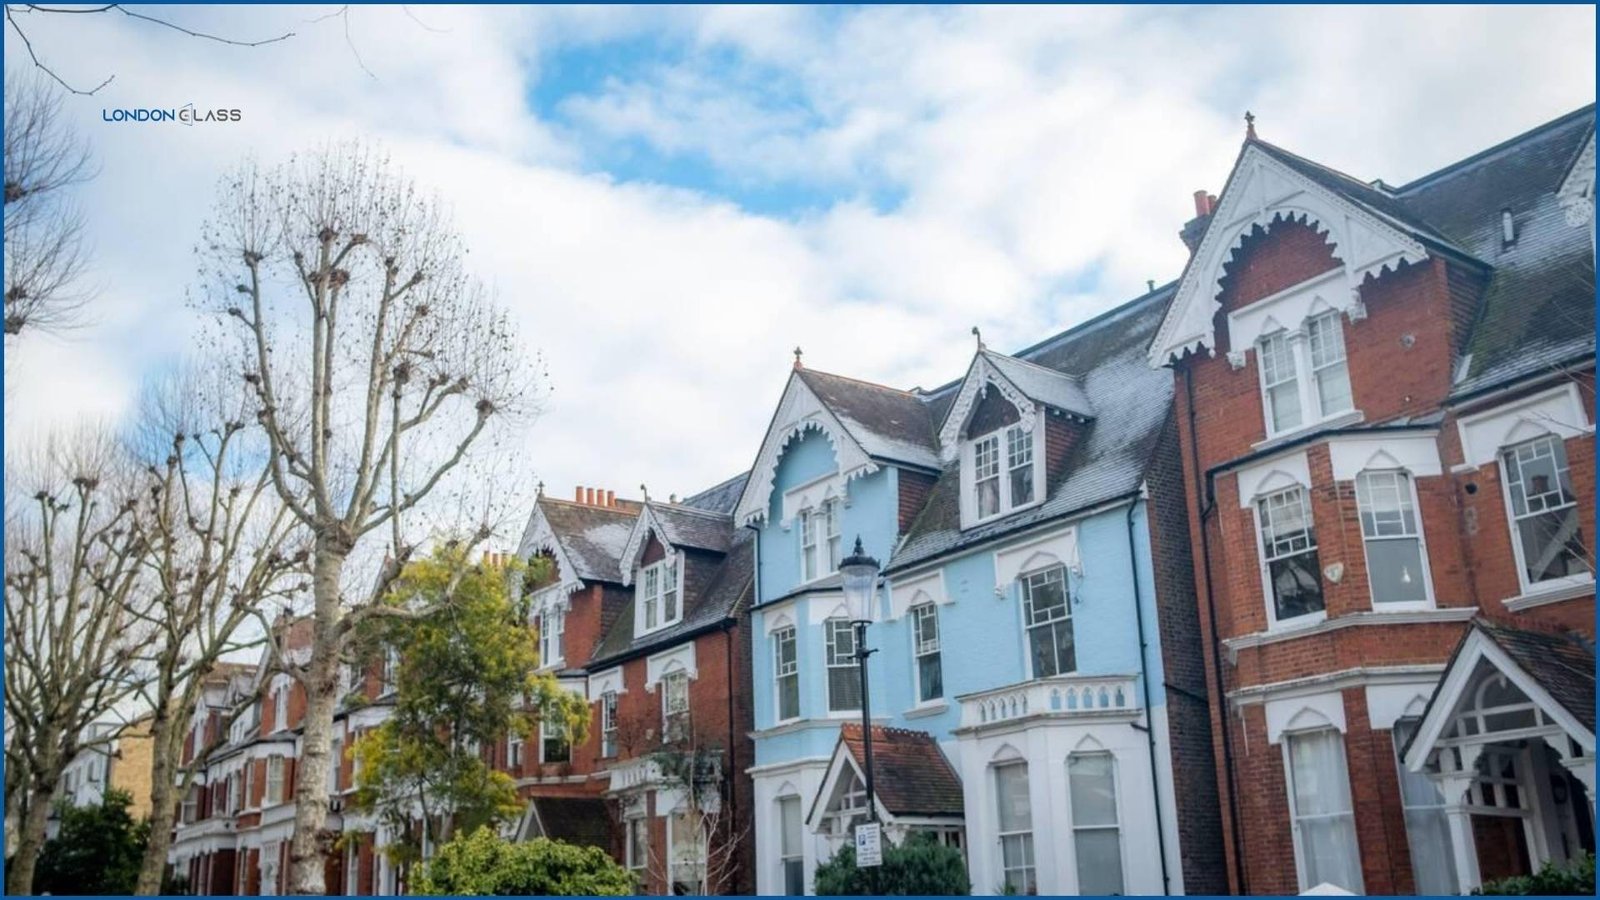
[159,107,1597,895]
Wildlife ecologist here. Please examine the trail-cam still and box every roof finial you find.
[972,325,985,351]
[1244,110,1257,141]
[536,480,545,497]
[639,482,650,502]
[793,346,804,370]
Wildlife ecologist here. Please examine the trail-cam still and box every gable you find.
[734,372,879,526]
[1149,142,1430,367]
[513,505,586,599]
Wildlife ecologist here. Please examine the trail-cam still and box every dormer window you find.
[799,499,841,582]
[969,420,1038,524]
[640,555,682,633]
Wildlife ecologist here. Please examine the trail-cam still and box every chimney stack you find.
[605,490,615,507]
[575,485,585,503]
[1181,189,1218,254]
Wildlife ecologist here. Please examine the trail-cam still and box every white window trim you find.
[1354,469,1437,612]
[1496,434,1594,600]
[1281,727,1364,894]
[538,604,567,670]
[508,732,524,770]
[265,755,286,807]
[993,759,1037,895]
[625,815,648,872]
[772,626,801,724]
[1454,382,1592,470]
[823,618,861,714]
[539,717,570,764]
[636,552,685,636]
[661,669,691,743]
[910,603,942,707]
[1019,565,1075,681]
[1067,751,1126,895]
[959,406,1046,530]
[1253,485,1327,633]
[273,681,289,733]
[600,691,618,758]
[1252,311,1358,442]
[796,498,843,586]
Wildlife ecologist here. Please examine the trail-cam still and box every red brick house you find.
[1149,107,1596,894]
[513,479,757,895]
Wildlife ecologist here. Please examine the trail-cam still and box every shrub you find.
[1475,851,1595,895]
[813,831,970,895]
[33,789,150,895]
[411,827,635,896]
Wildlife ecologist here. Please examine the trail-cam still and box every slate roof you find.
[1475,618,1595,734]
[889,286,1177,573]
[978,349,1095,419]
[648,503,735,554]
[796,368,941,471]
[838,723,964,818]
[588,525,754,668]
[1252,107,1595,399]
[525,796,614,850]
[681,471,750,513]
[529,497,640,584]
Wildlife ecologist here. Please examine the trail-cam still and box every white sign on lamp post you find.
[854,821,882,868]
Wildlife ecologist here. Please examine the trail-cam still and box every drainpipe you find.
[1126,500,1171,896]
[724,620,740,888]
[1184,365,1249,894]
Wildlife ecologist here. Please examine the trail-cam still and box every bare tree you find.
[197,142,539,893]
[3,425,155,895]
[3,69,92,340]
[648,726,750,896]
[125,365,309,895]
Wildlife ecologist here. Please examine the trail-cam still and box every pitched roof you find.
[589,526,754,668]
[795,368,941,471]
[1474,618,1595,734]
[977,350,1095,419]
[527,497,640,584]
[525,796,614,850]
[646,503,734,554]
[837,723,964,818]
[680,471,750,513]
[890,286,1176,572]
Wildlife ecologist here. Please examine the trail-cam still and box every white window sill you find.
[1503,577,1595,612]
[1264,610,1328,636]
[1253,409,1366,451]
[903,700,948,719]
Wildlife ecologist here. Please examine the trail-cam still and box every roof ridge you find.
[1394,103,1596,194]
[1250,137,1384,195]
[648,500,732,521]
[982,347,1086,381]
[799,365,922,398]
[682,470,749,505]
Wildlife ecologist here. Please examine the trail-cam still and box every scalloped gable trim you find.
[1148,143,1430,368]
[733,372,880,526]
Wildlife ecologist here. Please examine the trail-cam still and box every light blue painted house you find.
[736,288,1226,896]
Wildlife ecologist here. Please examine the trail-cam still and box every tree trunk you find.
[7,770,58,895]
[287,546,345,894]
[135,706,178,895]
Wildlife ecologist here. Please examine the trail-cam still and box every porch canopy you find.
[807,723,965,844]
[1403,618,1595,891]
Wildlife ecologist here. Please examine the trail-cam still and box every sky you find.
[3,3,1595,548]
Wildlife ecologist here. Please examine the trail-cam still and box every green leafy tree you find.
[412,827,635,895]
[32,789,148,895]
[813,831,971,896]
[1475,851,1595,896]
[350,547,588,873]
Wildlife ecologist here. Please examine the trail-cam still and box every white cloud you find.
[4,3,1594,546]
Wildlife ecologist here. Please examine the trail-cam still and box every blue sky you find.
[4,4,1596,554]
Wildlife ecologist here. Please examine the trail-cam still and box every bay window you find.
[1355,470,1430,606]
[824,619,862,712]
[1258,486,1324,624]
[541,717,570,763]
[995,762,1036,895]
[774,626,800,721]
[1284,729,1362,893]
[779,795,805,895]
[1257,311,1354,438]
[1501,435,1588,587]
[1021,566,1074,678]
[911,603,943,703]
[1068,752,1124,895]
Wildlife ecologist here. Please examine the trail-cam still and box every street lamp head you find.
[839,536,880,623]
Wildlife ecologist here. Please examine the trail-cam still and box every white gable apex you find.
[935,353,1039,463]
[513,504,584,600]
[1148,143,1430,367]
[733,372,878,526]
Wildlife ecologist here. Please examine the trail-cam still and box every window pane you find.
[1260,332,1303,432]
[1365,538,1428,604]
[828,667,862,711]
[1309,313,1352,416]
[995,763,1032,831]
[1516,507,1587,583]
[1287,730,1363,893]
[1029,621,1074,677]
[1074,829,1124,896]
[1022,568,1068,624]
[1391,719,1459,895]
[1260,489,1325,621]
[1355,471,1417,538]
[1000,835,1036,894]
[1008,425,1034,507]
[977,477,1000,519]
[918,652,943,702]
[1068,753,1118,826]
[779,672,800,720]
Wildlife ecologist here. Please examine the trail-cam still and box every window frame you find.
[993,760,1037,896]
[600,691,618,758]
[1255,311,1357,441]
[777,794,805,896]
[1497,434,1592,595]
[1254,485,1327,630]
[773,626,800,723]
[1067,751,1125,895]
[910,603,943,705]
[1281,728,1364,893]
[799,499,843,584]
[539,717,570,764]
[507,731,524,771]
[273,682,289,733]
[1354,469,1435,610]
[1020,565,1075,679]
[538,603,566,669]
[1390,717,1458,895]
[265,755,286,807]
[625,815,649,873]
[638,554,684,635]
[661,669,690,743]
[964,413,1044,527]
[823,618,862,713]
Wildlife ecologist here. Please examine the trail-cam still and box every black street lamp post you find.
[839,537,882,826]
